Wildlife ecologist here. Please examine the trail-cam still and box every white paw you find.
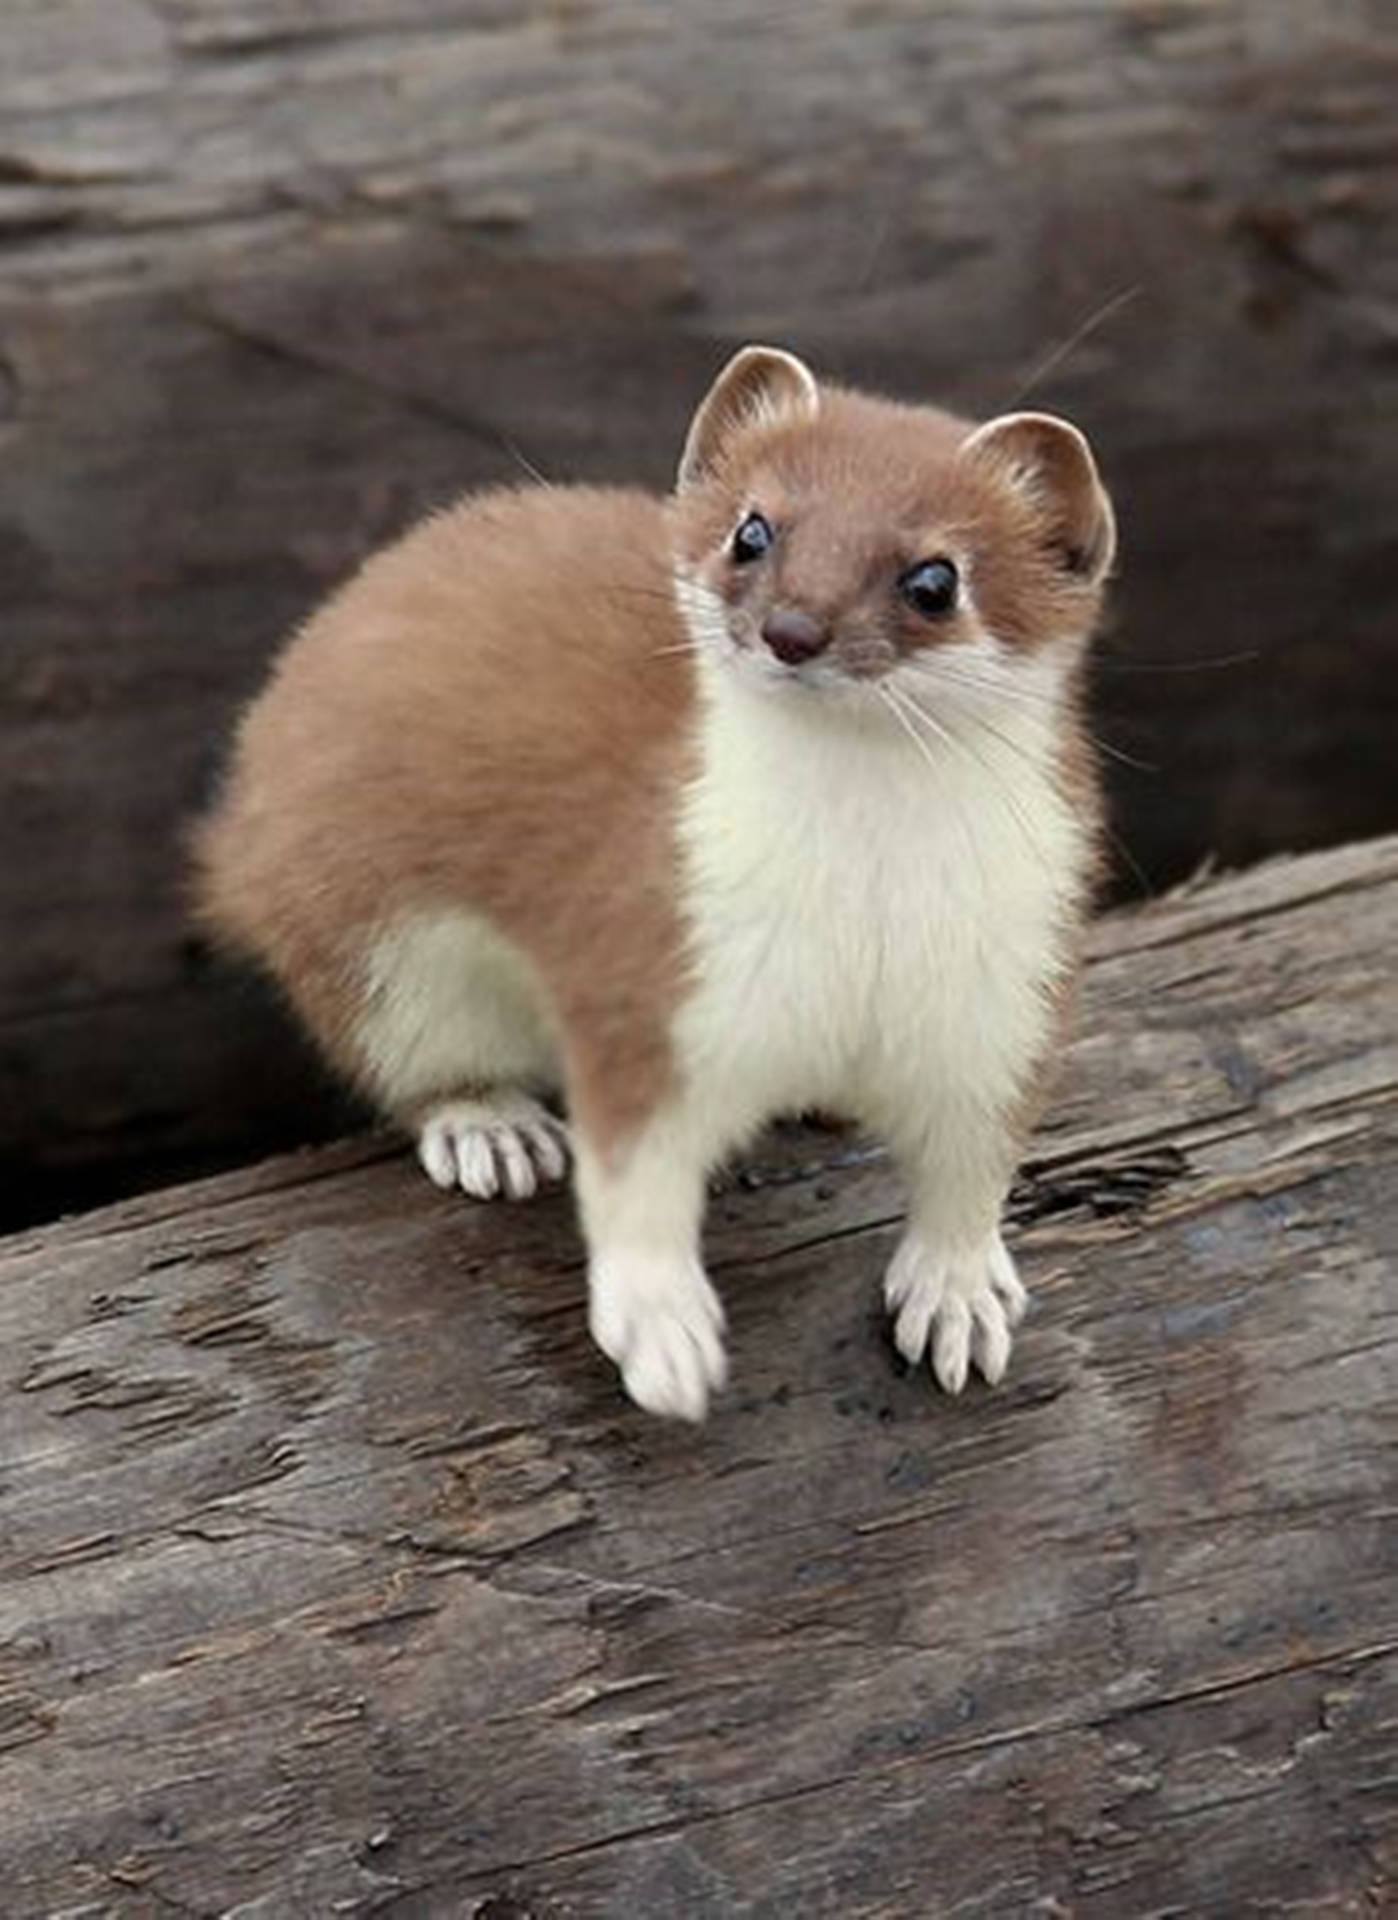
[883,1229,1028,1394]
[588,1253,728,1423]
[416,1092,569,1201]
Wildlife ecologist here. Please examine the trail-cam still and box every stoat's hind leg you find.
[351,907,562,1199]
[417,1091,569,1201]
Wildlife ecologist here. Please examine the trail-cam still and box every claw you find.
[884,1230,1028,1393]
[416,1093,571,1201]
[589,1253,728,1422]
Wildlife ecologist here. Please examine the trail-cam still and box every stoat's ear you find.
[677,345,820,491]
[961,410,1117,584]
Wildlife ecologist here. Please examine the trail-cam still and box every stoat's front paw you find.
[589,1253,728,1423]
[416,1092,569,1202]
[883,1229,1028,1394]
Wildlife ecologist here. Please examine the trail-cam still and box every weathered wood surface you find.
[0,836,1394,1916]
[2,0,1397,1214]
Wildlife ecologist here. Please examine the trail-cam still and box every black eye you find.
[900,557,959,618]
[731,511,774,565]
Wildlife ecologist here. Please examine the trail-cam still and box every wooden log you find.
[1,835,1394,1915]
[2,0,1397,1211]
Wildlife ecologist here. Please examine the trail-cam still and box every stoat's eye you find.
[731,510,775,565]
[900,557,959,618]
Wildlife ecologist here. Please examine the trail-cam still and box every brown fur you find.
[194,487,698,1151]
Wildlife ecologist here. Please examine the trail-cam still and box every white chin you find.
[727,643,813,688]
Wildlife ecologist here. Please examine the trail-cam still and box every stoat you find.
[195,345,1116,1421]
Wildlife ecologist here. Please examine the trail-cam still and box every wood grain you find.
[2,0,1397,1210]
[1,835,1394,1915]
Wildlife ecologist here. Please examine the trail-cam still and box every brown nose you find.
[761,607,829,665]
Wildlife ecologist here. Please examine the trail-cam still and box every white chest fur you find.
[673,644,1090,1153]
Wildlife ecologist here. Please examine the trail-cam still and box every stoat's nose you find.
[761,607,829,666]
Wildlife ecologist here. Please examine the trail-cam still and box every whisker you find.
[878,684,944,784]
[905,662,1158,772]
[501,436,551,489]
[901,680,1045,765]
[895,683,1054,872]
[900,676,1156,896]
[883,679,957,754]
[1102,824,1155,902]
[601,584,687,609]
[880,685,988,896]
[900,653,1072,709]
[1083,735,1156,773]
[1004,285,1142,410]
[1094,649,1259,675]
[903,661,1063,715]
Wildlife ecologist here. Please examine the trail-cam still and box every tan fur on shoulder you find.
[194,487,697,1152]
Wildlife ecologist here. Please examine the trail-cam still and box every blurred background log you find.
[1,0,1395,1223]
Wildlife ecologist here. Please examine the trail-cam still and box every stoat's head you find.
[669,344,1115,709]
